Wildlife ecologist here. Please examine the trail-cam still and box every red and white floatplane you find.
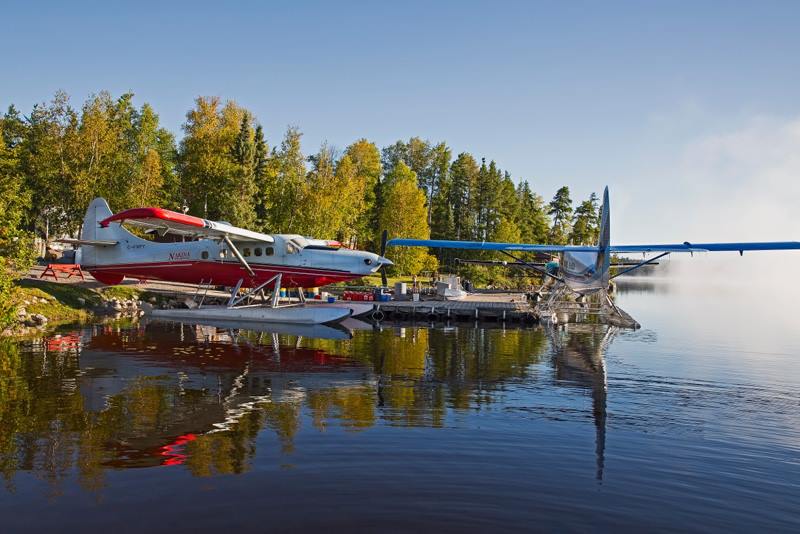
[63,198,392,324]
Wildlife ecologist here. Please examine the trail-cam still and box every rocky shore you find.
[5,292,147,338]
[4,273,237,337]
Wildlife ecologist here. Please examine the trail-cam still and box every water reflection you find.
[549,325,614,481]
[0,320,619,495]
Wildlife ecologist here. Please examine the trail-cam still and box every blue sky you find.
[3,0,800,243]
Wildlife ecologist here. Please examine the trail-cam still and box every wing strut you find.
[499,251,565,283]
[223,235,255,277]
[610,252,670,279]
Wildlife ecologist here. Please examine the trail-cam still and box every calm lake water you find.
[2,262,799,532]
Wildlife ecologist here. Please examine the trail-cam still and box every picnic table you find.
[40,263,85,281]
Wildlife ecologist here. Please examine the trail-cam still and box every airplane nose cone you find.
[378,256,393,267]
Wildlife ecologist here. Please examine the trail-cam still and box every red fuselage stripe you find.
[89,260,349,276]
[87,260,360,288]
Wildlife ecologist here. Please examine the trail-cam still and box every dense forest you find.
[0,91,603,298]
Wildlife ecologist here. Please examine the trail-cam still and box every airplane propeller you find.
[378,229,389,288]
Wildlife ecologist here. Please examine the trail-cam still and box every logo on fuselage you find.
[169,251,191,261]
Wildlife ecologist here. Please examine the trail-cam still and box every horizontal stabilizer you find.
[57,238,118,247]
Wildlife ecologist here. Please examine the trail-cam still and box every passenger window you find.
[265,247,274,256]
[220,249,228,258]
[243,247,251,257]
[286,242,297,254]
[254,247,262,257]
[201,251,209,260]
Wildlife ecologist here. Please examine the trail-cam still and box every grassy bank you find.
[14,280,101,323]
[11,279,152,330]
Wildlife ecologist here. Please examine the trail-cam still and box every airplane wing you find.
[99,207,275,243]
[386,238,597,253]
[389,238,800,254]
[609,241,800,253]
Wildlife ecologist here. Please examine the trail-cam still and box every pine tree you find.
[231,113,254,170]
[253,124,270,229]
[430,145,454,240]
[570,192,599,245]
[473,159,505,241]
[449,152,479,241]
[428,142,451,228]
[547,186,573,244]
[515,181,549,244]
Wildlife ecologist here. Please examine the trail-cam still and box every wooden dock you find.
[370,294,537,323]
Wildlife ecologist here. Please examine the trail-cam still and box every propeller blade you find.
[380,229,389,287]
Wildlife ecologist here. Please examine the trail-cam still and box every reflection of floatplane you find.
[151,315,372,341]
[389,187,800,327]
[64,198,393,325]
[80,322,371,468]
[549,324,615,481]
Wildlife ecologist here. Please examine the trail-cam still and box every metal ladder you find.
[190,279,214,309]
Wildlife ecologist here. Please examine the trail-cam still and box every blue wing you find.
[609,242,800,253]
[387,238,800,254]
[386,239,597,252]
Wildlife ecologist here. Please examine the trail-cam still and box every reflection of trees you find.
[426,328,548,410]
[308,386,377,432]
[0,337,87,495]
[288,326,549,426]
[1,323,552,494]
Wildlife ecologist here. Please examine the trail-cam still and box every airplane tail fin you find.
[79,198,141,269]
[595,187,611,280]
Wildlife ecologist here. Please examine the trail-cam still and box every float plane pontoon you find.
[65,198,393,325]
[388,187,800,327]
